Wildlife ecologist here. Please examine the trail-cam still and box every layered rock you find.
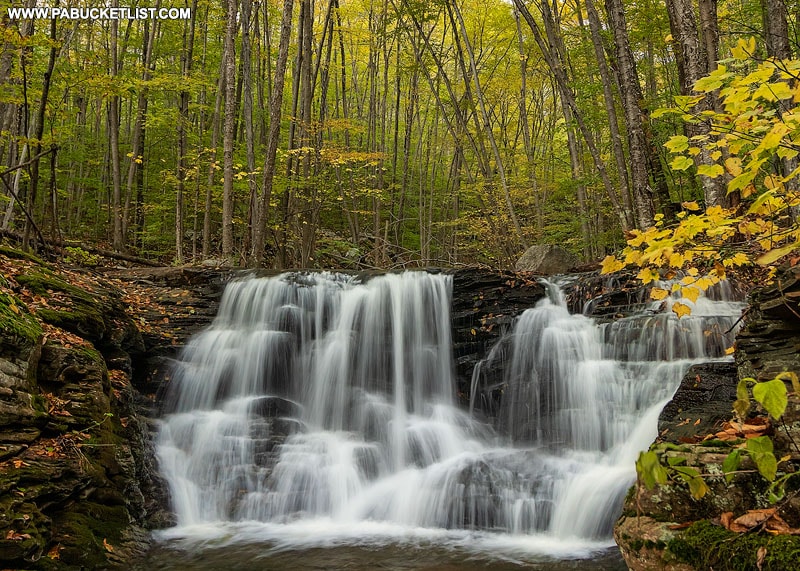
[0,248,161,569]
[615,265,800,571]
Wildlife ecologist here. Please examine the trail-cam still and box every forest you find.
[0,0,798,270]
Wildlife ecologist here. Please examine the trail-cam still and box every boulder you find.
[514,244,579,275]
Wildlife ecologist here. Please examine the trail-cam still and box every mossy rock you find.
[667,519,800,570]
[0,243,46,265]
[0,496,49,566]
[52,503,129,568]
[0,291,43,350]
[15,269,92,301]
[16,269,110,344]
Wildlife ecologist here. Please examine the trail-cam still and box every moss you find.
[15,269,110,343]
[0,291,43,346]
[0,243,46,264]
[54,503,128,568]
[667,519,800,570]
[16,269,95,304]
[36,307,105,340]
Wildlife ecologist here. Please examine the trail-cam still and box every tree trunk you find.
[582,0,634,228]
[221,0,238,261]
[176,0,197,264]
[109,14,124,251]
[22,12,58,249]
[665,0,729,208]
[604,0,657,228]
[252,0,295,266]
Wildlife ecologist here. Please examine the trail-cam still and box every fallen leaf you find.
[47,544,62,560]
[103,538,114,553]
[756,546,767,570]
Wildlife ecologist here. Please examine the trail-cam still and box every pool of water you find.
[135,541,627,570]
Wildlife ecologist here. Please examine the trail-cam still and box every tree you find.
[252,0,295,266]
[602,50,800,316]
[221,0,238,261]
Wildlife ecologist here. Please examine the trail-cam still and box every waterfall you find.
[156,271,742,556]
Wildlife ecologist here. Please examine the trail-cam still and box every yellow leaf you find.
[650,287,669,301]
[672,301,692,319]
[697,164,725,178]
[757,241,799,265]
[682,286,701,303]
[600,255,625,274]
[731,37,756,60]
[682,201,701,211]
[671,156,694,171]
[637,267,660,284]
[103,539,114,553]
[668,251,685,268]
[725,346,735,355]
[725,157,742,176]
[764,175,782,190]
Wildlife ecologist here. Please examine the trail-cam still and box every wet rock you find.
[249,396,303,419]
[658,362,738,444]
[449,269,545,406]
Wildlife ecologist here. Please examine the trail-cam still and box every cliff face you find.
[0,248,166,569]
[614,265,800,571]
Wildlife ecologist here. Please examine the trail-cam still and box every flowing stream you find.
[151,271,742,568]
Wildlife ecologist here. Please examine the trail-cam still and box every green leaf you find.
[693,67,731,92]
[722,449,741,483]
[665,136,689,153]
[670,156,695,171]
[746,188,777,214]
[746,436,778,481]
[777,371,800,395]
[728,169,758,193]
[636,451,668,489]
[697,164,725,178]
[673,466,709,499]
[752,379,788,419]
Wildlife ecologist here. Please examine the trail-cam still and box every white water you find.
[156,272,742,558]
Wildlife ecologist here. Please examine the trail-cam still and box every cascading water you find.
[155,271,743,562]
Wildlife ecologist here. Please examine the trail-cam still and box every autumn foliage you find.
[602,43,800,317]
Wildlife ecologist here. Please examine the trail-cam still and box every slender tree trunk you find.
[583,0,634,228]
[241,0,257,262]
[109,14,124,251]
[221,0,238,261]
[513,0,631,232]
[252,0,295,266]
[665,0,729,207]
[604,0,658,227]
[203,66,224,258]
[451,0,525,251]
[176,0,197,264]
[22,11,58,249]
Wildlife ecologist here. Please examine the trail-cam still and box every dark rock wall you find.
[0,254,160,569]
